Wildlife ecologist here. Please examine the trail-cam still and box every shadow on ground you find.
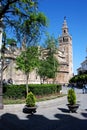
[58,108,70,113]
[0,110,87,130]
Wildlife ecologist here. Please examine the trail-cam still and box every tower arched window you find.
[64,30,66,33]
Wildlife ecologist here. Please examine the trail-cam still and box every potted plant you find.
[67,88,79,112]
[23,92,37,114]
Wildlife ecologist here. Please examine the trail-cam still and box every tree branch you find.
[0,0,19,19]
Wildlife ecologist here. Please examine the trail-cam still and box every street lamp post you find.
[0,19,4,109]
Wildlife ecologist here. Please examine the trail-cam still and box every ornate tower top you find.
[62,17,69,36]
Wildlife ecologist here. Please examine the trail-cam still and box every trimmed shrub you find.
[26,92,36,107]
[3,84,61,99]
[67,88,76,105]
[3,84,26,99]
[29,84,61,96]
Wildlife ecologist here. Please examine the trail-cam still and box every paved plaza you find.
[0,87,87,130]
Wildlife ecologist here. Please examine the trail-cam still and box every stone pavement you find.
[0,88,87,130]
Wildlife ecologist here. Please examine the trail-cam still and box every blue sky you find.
[38,0,87,75]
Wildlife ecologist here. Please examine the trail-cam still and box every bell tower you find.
[58,17,73,83]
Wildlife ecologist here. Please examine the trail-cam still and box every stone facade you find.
[3,18,73,85]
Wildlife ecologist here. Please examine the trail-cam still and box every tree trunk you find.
[26,73,29,96]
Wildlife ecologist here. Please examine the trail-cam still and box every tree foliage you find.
[69,74,87,84]
[38,34,59,83]
[7,38,17,46]
[44,34,58,49]
[38,55,59,82]
[16,46,39,74]
[16,46,39,94]
[0,0,47,47]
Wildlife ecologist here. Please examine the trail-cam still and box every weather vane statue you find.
[64,16,66,20]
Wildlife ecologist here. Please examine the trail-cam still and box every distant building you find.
[3,18,73,85]
[77,55,87,74]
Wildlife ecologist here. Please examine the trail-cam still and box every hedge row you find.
[3,84,61,99]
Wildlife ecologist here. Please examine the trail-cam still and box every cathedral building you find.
[3,18,73,85]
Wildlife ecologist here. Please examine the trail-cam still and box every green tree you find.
[16,46,39,95]
[0,0,47,93]
[0,0,47,47]
[7,38,17,46]
[38,55,59,83]
[0,0,47,107]
[38,34,59,83]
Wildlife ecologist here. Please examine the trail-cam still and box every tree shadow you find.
[81,112,87,118]
[55,113,87,130]
[0,111,87,130]
[58,107,70,113]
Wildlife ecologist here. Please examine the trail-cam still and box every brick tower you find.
[57,18,73,84]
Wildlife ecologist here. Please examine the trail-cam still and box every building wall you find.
[77,57,87,74]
